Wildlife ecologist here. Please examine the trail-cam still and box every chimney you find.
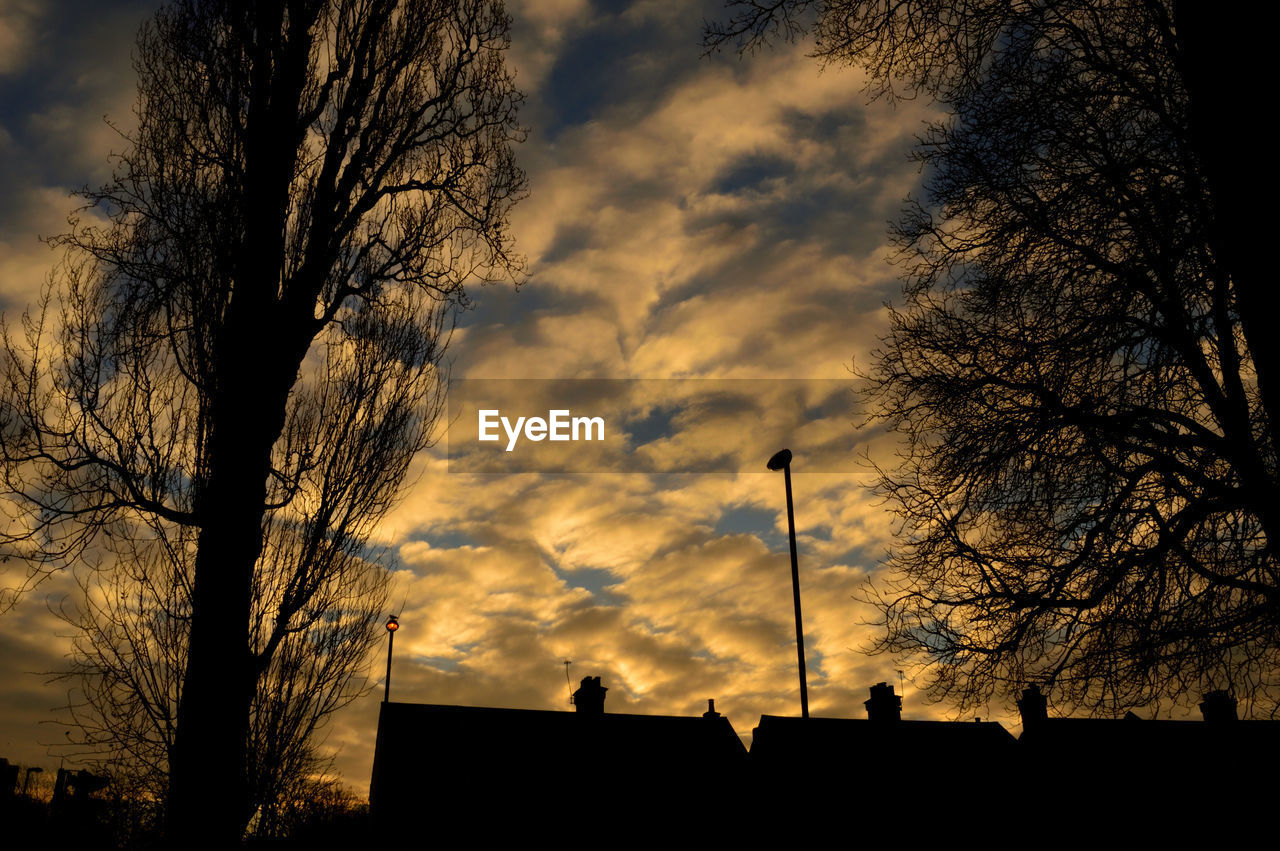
[703,699,721,719]
[1199,690,1238,723]
[864,682,902,722]
[1017,685,1049,730]
[572,676,607,715]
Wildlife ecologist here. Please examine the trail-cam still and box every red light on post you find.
[384,615,399,701]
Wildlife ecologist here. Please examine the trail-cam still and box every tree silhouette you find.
[706,2,1278,715]
[59,460,391,836]
[1,0,524,840]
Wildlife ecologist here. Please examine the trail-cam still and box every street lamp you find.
[768,448,809,719]
[384,614,399,702]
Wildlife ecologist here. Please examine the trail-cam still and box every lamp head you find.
[385,615,399,632]
[766,448,792,471]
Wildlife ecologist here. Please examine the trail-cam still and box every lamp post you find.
[384,615,399,702]
[768,448,809,719]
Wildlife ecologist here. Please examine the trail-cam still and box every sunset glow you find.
[0,0,975,797]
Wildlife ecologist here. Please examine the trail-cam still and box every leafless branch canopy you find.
[708,0,1280,715]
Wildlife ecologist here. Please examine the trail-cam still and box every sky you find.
[0,0,1002,795]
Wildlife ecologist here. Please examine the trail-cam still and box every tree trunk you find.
[167,6,315,837]
[167,479,261,842]
[166,322,307,841]
[1176,1,1280,454]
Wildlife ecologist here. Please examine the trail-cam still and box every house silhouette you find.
[748,681,1017,819]
[1013,684,1280,828]
[369,676,747,836]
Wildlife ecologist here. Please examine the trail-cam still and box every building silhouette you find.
[748,681,1017,818]
[1014,684,1279,827]
[370,676,747,837]
[371,678,1280,838]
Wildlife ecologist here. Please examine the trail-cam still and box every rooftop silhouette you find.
[370,678,1280,839]
[370,676,747,837]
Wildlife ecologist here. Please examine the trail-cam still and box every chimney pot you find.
[1017,684,1049,730]
[864,682,902,722]
[572,676,607,715]
[1199,690,1238,723]
[703,699,721,719]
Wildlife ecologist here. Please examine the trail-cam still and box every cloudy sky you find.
[0,0,1003,794]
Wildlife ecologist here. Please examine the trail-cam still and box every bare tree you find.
[1,0,524,840]
[60,375,396,833]
[706,1,1279,715]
